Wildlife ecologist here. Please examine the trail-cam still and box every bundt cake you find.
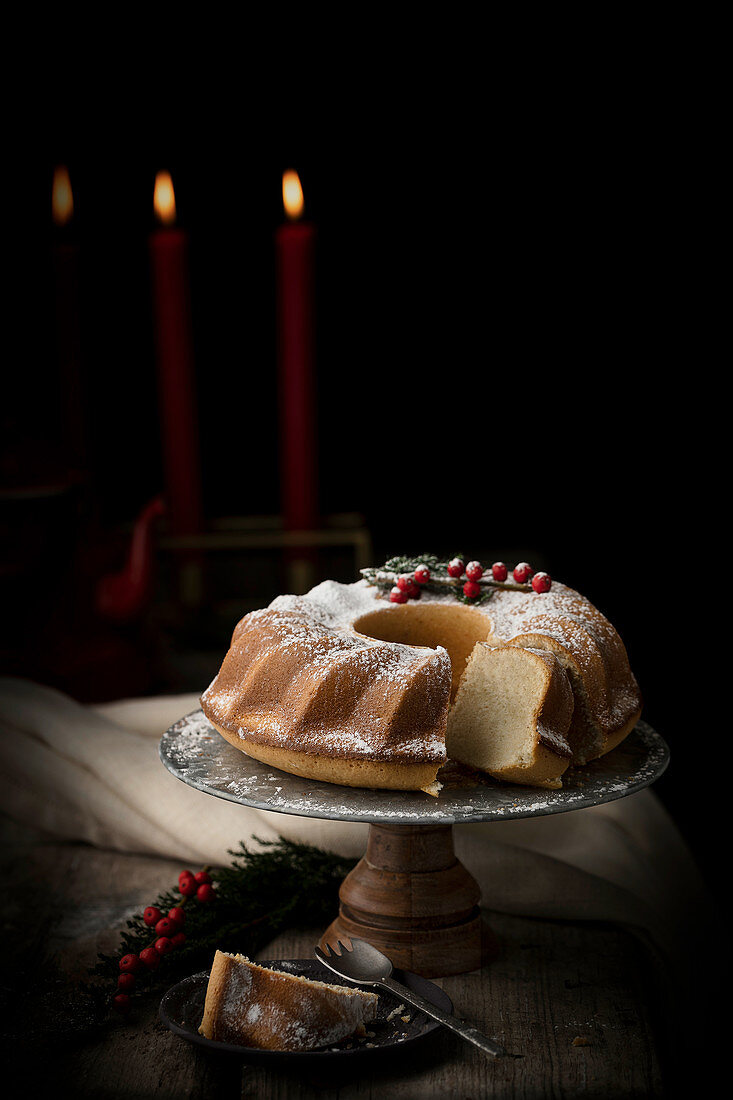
[200,555,642,792]
[199,951,379,1050]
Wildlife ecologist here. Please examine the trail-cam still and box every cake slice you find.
[446,644,574,789]
[199,951,379,1051]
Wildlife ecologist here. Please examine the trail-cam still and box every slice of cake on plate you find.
[199,951,379,1051]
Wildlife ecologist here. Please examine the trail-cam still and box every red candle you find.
[148,170,202,541]
[52,165,85,472]
[276,169,318,536]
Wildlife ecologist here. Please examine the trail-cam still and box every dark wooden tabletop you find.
[0,817,720,1098]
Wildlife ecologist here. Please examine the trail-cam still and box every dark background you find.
[1,83,721,900]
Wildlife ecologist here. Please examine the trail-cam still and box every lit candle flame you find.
[282,169,304,221]
[153,170,177,226]
[52,165,74,227]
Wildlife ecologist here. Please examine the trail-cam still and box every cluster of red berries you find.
[389,563,431,603]
[112,868,215,1014]
[449,557,552,597]
[388,558,552,603]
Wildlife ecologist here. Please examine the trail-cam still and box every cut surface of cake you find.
[446,644,574,789]
[201,557,642,792]
[199,951,379,1051]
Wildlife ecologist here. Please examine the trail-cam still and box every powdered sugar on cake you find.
[202,584,451,763]
[200,572,641,790]
[203,953,379,1051]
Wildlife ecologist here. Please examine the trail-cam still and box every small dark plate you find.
[159,958,454,1062]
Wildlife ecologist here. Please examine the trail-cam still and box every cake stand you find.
[159,712,669,978]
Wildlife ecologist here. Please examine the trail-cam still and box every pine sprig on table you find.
[86,837,357,1019]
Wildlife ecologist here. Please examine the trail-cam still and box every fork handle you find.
[378,976,505,1057]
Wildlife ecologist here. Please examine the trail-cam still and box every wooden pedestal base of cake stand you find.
[160,714,669,982]
[319,822,497,978]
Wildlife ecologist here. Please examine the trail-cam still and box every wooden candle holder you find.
[320,822,498,977]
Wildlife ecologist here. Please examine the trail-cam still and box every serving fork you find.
[315,937,505,1057]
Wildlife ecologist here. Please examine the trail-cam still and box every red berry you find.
[196,883,216,903]
[389,586,408,604]
[463,580,481,599]
[171,931,186,949]
[194,870,212,885]
[117,972,136,991]
[532,571,552,593]
[491,562,508,582]
[447,558,464,578]
[178,870,194,887]
[119,953,140,973]
[139,947,161,970]
[465,561,484,581]
[155,916,178,937]
[112,993,131,1013]
[414,565,430,585]
[168,907,186,926]
[398,574,422,597]
[178,873,197,897]
[155,936,174,955]
[143,906,162,927]
[513,562,534,584]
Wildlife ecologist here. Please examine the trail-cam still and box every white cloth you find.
[0,676,722,984]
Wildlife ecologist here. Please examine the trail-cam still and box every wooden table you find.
[0,818,716,1098]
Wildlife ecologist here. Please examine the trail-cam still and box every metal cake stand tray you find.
[160,711,669,977]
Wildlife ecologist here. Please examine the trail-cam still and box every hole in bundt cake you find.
[353,603,491,701]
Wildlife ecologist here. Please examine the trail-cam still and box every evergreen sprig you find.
[361,553,455,590]
[382,553,443,574]
[362,554,494,604]
[86,837,357,1018]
